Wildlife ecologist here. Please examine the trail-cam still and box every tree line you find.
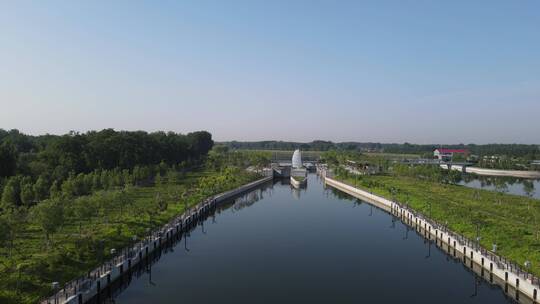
[0,129,213,211]
[221,140,540,159]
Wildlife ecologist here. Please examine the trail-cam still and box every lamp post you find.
[52,281,59,304]
[475,223,481,249]
[525,260,532,277]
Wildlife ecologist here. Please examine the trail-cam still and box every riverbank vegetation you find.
[224,140,540,170]
[222,140,539,158]
[328,151,540,276]
[0,129,262,304]
[292,176,305,182]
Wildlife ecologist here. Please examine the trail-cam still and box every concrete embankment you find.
[213,176,273,202]
[324,176,539,303]
[48,175,273,304]
[290,176,306,188]
[442,165,540,179]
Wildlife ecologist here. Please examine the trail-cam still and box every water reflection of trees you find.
[232,189,264,211]
[523,180,535,198]
[462,174,537,197]
[327,187,363,206]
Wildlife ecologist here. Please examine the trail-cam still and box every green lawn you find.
[0,169,260,304]
[362,152,421,159]
[237,149,322,159]
[336,174,540,276]
[292,176,305,182]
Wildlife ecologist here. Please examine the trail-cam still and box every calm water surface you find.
[115,174,515,304]
[458,175,540,200]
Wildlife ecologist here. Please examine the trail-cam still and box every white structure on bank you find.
[292,149,302,168]
[290,149,307,188]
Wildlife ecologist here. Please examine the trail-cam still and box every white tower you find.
[292,149,303,168]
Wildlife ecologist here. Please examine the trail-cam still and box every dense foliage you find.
[223,140,336,151]
[0,131,269,304]
[0,128,213,177]
[0,165,259,304]
[335,173,540,277]
[327,150,540,276]
[206,146,271,170]
[0,129,213,210]
[221,140,540,160]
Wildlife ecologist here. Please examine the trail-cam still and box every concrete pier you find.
[324,175,539,303]
[290,176,306,188]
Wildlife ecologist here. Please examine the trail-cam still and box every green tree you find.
[156,192,167,213]
[115,189,131,218]
[93,191,113,223]
[91,171,102,192]
[1,177,21,210]
[0,209,26,259]
[20,182,35,207]
[73,196,96,233]
[111,169,122,188]
[132,166,143,185]
[100,171,110,190]
[155,173,163,187]
[33,175,49,202]
[123,169,134,187]
[31,198,64,247]
[524,180,535,211]
[49,180,61,199]
[0,214,14,258]
[0,143,17,178]
[144,194,160,223]
[167,170,179,186]
[61,175,77,198]
[158,161,168,176]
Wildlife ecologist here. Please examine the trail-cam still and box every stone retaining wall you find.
[48,176,273,304]
[325,176,538,303]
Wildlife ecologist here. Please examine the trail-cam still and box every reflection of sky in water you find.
[458,177,540,199]
[291,185,307,200]
[115,174,512,304]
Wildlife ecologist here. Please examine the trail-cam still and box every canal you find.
[113,174,515,304]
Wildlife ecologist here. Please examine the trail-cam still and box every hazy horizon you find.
[1,1,539,144]
[2,127,539,146]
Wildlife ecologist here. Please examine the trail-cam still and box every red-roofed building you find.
[434,148,469,161]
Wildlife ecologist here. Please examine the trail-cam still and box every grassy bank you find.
[292,176,305,182]
[335,173,540,276]
[236,149,322,160]
[0,168,260,304]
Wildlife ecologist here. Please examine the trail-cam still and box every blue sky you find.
[1,1,539,144]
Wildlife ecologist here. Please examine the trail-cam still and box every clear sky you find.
[1,1,539,144]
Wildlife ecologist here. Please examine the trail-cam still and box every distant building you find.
[433,148,469,162]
